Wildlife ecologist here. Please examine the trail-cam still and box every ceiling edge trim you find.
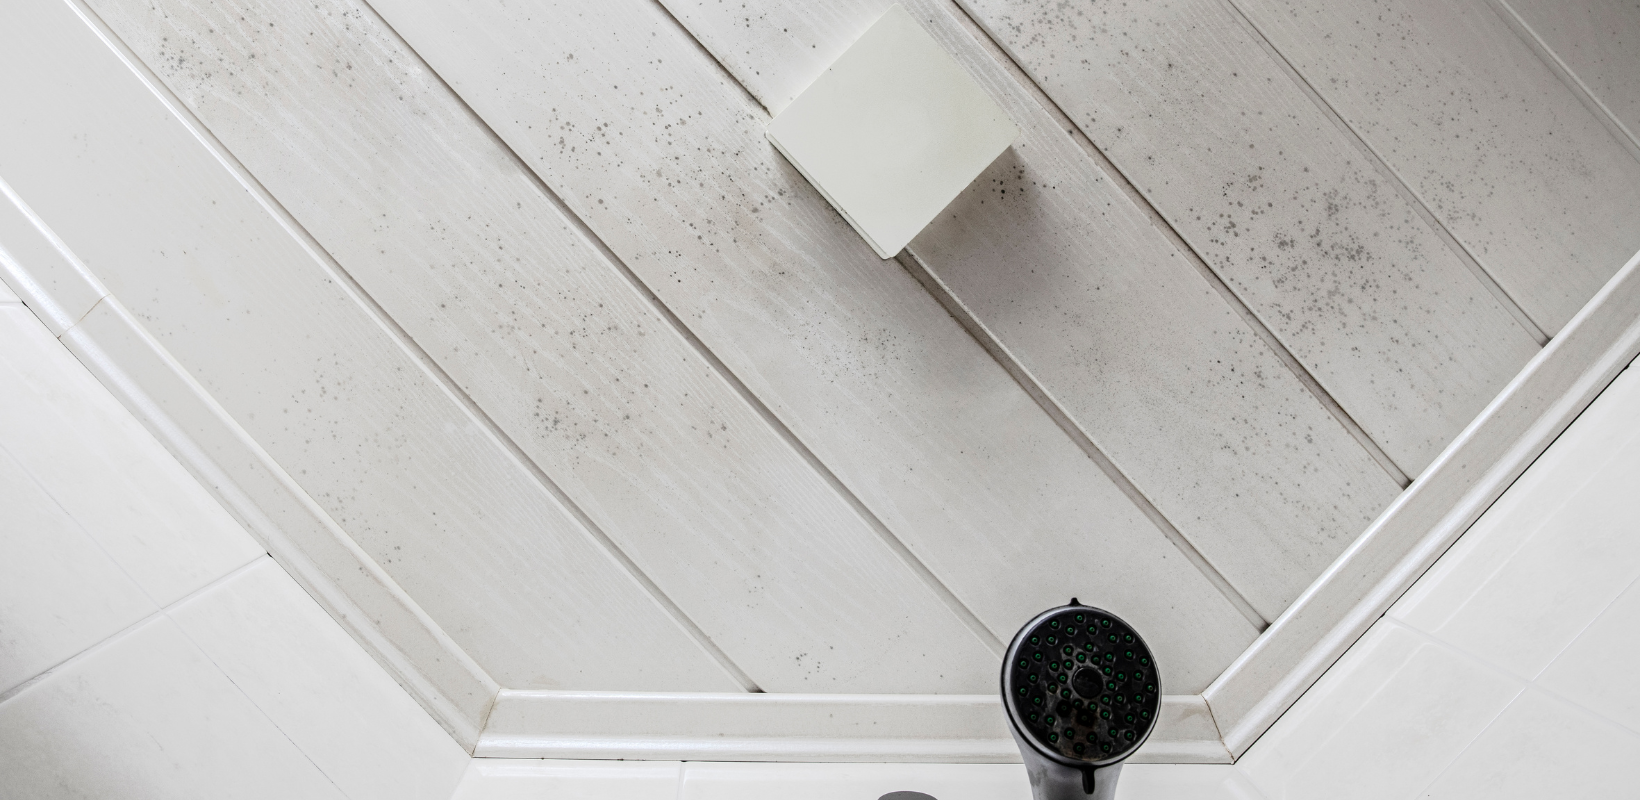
[1205,247,1640,759]
[475,691,1228,763]
[50,290,499,752]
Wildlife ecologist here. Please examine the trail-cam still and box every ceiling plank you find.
[1231,0,1640,335]
[87,0,1030,693]
[333,0,1265,690]
[959,0,1542,476]
[2,0,738,695]
[657,0,1400,623]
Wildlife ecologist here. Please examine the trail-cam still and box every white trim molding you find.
[477,691,1227,763]
[0,184,498,751]
[1205,248,1640,757]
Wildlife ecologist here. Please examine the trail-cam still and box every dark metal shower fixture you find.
[1002,599,1161,800]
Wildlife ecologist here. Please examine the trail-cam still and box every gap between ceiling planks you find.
[898,249,1269,631]
[1485,0,1640,165]
[1214,0,1549,348]
[931,0,1412,491]
[956,0,1547,479]
[347,0,1008,661]
[88,0,1022,690]
[646,0,1272,626]
[346,0,1265,689]
[64,0,765,693]
[649,0,1404,624]
[645,0,1271,628]
[649,0,1399,624]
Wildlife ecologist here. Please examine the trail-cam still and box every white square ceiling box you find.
[766,4,1018,259]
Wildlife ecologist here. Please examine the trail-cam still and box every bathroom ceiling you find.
[3,0,1638,754]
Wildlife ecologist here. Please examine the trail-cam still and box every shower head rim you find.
[999,599,1161,768]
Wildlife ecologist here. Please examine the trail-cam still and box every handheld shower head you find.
[1001,599,1160,800]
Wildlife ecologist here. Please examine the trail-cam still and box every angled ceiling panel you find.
[960,0,1543,475]
[7,0,1633,763]
[0,0,736,694]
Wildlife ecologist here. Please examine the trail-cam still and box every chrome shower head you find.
[1001,599,1160,799]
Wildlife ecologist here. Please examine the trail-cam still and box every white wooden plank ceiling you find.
[3,0,1636,756]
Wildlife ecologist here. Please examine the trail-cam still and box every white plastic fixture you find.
[766,5,1019,259]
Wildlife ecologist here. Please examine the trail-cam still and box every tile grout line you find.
[24,543,349,799]
[1485,0,1640,166]
[0,551,268,708]
[68,0,765,694]
[56,3,510,725]
[360,0,1005,659]
[1243,359,1640,761]
[1386,610,1640,740]
[897,250,1268,632]
[161,556,354,800]
[1378,617,1531,797]
[1216,0,1551,347]
[942,0,1412,489]
[1521,570,1640,740]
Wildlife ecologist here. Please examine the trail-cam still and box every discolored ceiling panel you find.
[5,0,1635,761]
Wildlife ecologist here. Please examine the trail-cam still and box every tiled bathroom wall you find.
[1238,359,1640,799]
[0,295,467,800]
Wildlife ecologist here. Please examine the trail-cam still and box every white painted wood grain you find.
[659,0,1395,632]
[355,0,1273,687]
[1206,248,1640,756]
[1233,0,1640,336]
[960,0,1540,476]
[89,0,1018,694]
[1503,0,1640,151]
[2,0,734,702]
[477,691,1228,763]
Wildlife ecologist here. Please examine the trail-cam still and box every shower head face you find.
[1001,604,1160,766]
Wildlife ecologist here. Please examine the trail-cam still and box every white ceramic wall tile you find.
[0,306,262,605]
[680,763,1030,800]
[1420,688,1640,799]
[1392,366,1640,631]
[0,447,154,694]
[0,616,347,800]
[1537,576,1640,736]
[1236,622,1522,800]
[1388,368,1640,678]
[168,557,468,800]
[1117,765,1267,800]
[676,762,1261,800]
[451,760,682,800]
